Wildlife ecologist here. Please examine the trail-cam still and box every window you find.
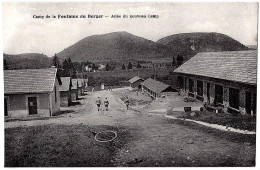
[229,88,239,109]
[197,80,203,96]
[215,84,223,104]
[189,79,194,93]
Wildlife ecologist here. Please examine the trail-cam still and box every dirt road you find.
[5,88,256,167]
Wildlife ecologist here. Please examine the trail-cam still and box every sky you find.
[2,2,258,57]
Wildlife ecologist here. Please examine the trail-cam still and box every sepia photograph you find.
[2,1,258,167]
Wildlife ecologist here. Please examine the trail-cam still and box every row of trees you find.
[52,54,102,77]
[122,61,142,70]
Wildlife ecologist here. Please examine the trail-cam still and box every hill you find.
[4,53,52,70]
[57,31,173,62]
[247,45,257,50]
[156,32,249,61]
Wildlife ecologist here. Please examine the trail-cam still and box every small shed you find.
[71,79,79,101]
[129,76,144,89]
[101,83,105,90]
[141,78,176,99]
[60,77,72,107]
[78,79,85,95]
[4,68,61,118]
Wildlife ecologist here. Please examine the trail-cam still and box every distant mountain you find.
[157,32,249,61]
[4,32,250,70]
[57,31,173,62]
[247,45,257,50]
[4,53,52,70]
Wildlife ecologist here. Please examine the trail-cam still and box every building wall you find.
[60,91,69,107]
[5,93,50,118]
[130,79,144,89]
[71,89,78,101]
[77,87,82,98]
[50,77,61,115]
[177,74,256,115]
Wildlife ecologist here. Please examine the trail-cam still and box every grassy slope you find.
[81,67,178,87]
[4,53,52,69]
[157,32,249,61]
[57,31,173,62]
[5,124,131,167]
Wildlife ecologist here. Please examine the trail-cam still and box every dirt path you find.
[5,89,256,167]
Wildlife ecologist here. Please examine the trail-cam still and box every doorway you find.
[28,97,37,115]
[245,91,252,114]
[215,84,223,104]
[207,82,210,103]
[4,97,8,117]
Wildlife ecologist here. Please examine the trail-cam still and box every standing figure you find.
[104,98,109,111]
[125,97,130,110]
[96,97,101,111]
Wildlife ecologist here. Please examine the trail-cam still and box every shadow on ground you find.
[53,110,75,116]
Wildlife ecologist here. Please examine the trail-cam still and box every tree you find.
[176,54,184,66]
[122,64,126,70]
[137,61,142,69]
[172,56,176,66]
[105,63,110,71]
[127,62,132,70]
[52,54,60,68]
[67,58,74,70]
[4,59,8,70]
[62,59,71,76]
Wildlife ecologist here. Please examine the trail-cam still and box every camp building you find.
[141,78,176,99]
[4,68,61,118]
[129,76,144,89]
[71,79,79,101]
[78,78,85,95]
[174,50,257,115]
[60,77,72,107]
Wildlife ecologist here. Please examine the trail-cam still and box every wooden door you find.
[28,97,37,115]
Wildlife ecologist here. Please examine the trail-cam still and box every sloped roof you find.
[60,77,71,92]
[78,79,84,87]
[174,50,257,85]
[141,78,171,93]
[71,79,78,89]
[129,76,144,84]
[4,68,59,94]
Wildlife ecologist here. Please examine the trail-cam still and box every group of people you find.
[95,96,130,111]
[96,97,109,111]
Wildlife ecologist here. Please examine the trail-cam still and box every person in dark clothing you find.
[125,97,130,110]
[96,97,101,111]
[104,98,109,111]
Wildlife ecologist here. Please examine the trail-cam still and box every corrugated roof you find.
[60,77,71,92]
[4,68,58,94]
[129,76,144,84]
[174,50,257,85]
[141,78,171,93]
[71,79,78,89]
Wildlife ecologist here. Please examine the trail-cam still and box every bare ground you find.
[5,88,256,167]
